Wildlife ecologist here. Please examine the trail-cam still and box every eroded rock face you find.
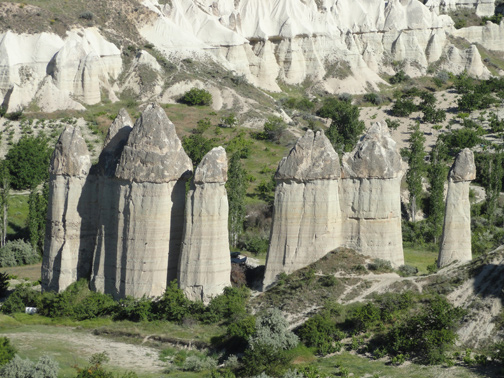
[438,148,476,267]
[263,130,341,289]
[340,122,405,267]
[90,109,133,295]
[111,104,192,298]
[42,127,92,292]
[178,147,231,302]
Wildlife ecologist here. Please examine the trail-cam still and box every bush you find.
[398,265,418,277]
[249,308,299,351]
[391,98,417,117]
[0,337,16,366]
[439,128,482,152]
[151,280,191,322]
[0,354,59,378]
[5,135,52,190]
[0,240,39,267]
[179,88,212,106]
[202,286,249,324]
[79,11,94,20]
[262,116,287,142]
[113,296,152,322]
[363,93,382,105]
[182,134,215,166]
[297,308,344,355]
[182,355,217,372]
[385,118,400,131]
[389,70,409,84]
[368,259,393,273]
[1,285,39,314]
[237,233,269,254]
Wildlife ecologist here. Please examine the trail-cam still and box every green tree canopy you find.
[403,123,426,222]
[5,135,52,190]
[317,97,365,152]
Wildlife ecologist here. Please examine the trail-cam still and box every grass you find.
[7,194,29,238]
[1,262,41,281]
[403,243,438,275]
[315,351,487,378]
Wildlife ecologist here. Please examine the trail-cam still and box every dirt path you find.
[2,329,166,374]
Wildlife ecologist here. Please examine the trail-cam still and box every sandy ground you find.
[2,329,166,374]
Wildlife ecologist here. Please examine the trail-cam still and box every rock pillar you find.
[90,108,133,295]
[438,148,476,268]
[178,147,231,302]
[339,122,405,267]
[112,104,192,298]
[42,127,92,292]
[262,130,341,289]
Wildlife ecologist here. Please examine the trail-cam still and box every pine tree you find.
[404,123,426,222]
[484,152,504,223]
[226,153,247,248]
[428,141,448,243]
[27,182,49,254]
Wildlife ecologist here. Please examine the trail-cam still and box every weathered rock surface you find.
[438,148,476,267]
[340,122,405,267]
[425,0,495,16]
[42,127,92,292]
[90,109,133,295]
[111,104,192,298]
[178,147,231,302]
[263,130,341,289]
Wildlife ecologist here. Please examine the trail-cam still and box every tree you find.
[263,116,287,142]
[182,134,215,166]
[0,162,9,247]
[179,88,212,106]
[5,135,52,190]
[478,152,504,223]
[226,153,247,248]
[317,97,365,152]
[427,142,448,243]
[27,182,49,254]
[403,123,426,222]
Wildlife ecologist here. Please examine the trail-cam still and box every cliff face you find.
[178,147,231,302]
[263,129,342,289]
[42,126,92,292]
[0,0,499,111]
[438,148,476,268]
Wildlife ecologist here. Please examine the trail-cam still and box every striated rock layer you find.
[90,109,133,296]
[339,122,405,267]
[105,104,192,298]
[263,130,341,289]
[438,148,476,268]
[42,127,92,292]
[178,147,231,302]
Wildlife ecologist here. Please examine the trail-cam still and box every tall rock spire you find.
[42,126,92,292]
[262,129,342,289]
[339,122,405,266]
[438,148,476,268]
[178,147,231,302]
[111,103,192,298]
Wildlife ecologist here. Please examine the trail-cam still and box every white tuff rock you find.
[438,148,476,268]
[178,147,231,302]
[42,127,92,292]
[263,129,341,289]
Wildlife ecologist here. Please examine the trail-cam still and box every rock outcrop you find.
[339,122,405,267]
[90,109,133,295]
[262,130,341,289]
[107,104,192,298]
[42,127,92,292]
[438,148,476,268]
[178,147,231,302]
[425,0,495,16]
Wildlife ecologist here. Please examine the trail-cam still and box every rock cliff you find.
[178,147,231,302]
[0,0,499,111]
[339,122,405,267]
[42,126,92,292]
[262,129,341,289]
[438,148,476,268]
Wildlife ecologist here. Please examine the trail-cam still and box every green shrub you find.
[262,116,287,142]
[182,134,215,166]
[382,295,465,364]
[202,286,249,324]
[368,259,393,273]
[0,337,16,366]
[151,280,191,322]
[363,93,382,105]
[391,98,417,117]
[389,70,409,84]
[0,354,58,378]
[182,355,217,372]
[237,233,269,254]
[297,308,344,355]
[180,88,212,106]
[1,285,39,314]
[5,134,52,190]
[0,240,40,267]
[226,315,256,351]
[398,265,418,277]
[113,296,152,322]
